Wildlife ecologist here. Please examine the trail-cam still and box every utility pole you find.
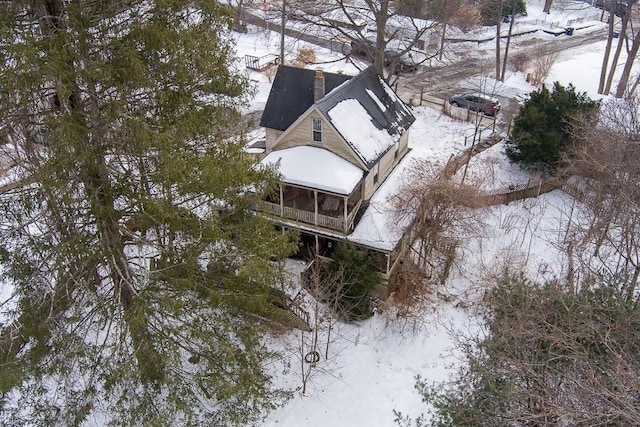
[280,0,285,64]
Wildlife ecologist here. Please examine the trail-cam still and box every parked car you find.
[594,0,631,18]
[350,39,377,57]
[383,49,419,73]
[449,93,501,116]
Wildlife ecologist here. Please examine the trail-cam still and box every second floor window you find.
[312,118,322,142]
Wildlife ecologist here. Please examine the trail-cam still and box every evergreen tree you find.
[506,82,599,168]
[0,1,297,425]
[480,0,527,25]
[326,242,382,321]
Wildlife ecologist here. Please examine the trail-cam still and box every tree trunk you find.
[628,73,640,96]
[604,7,630,94]
[280,0,286,63]
[496,18,501,79]
[543,0,553,13]
[373,0,390,77]
[616,28,640,97]
[42,0,164,384]
[439,21,447,61]
[501,2,516,82]
[598,2,617,94]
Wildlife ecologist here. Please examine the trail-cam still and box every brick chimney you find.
[314,69,325,102]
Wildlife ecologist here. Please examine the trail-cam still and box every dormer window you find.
[312,118,322,142]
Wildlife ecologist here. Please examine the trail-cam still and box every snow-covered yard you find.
[230,1,637,426]
[0,0,634,425]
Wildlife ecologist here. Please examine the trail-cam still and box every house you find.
[257,65,415,276]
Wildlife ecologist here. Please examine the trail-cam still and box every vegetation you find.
[396,274,640,426]
[326,242,382,321]
[286,0,439,81]
[0,1,297,425]
[506,82,600,168]
[480,0,527,25]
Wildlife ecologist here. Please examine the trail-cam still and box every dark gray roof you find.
[259,65,352,131]
[316,66,415,167]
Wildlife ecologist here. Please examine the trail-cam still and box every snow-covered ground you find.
[0,1,633,425]
[231,1,637,426]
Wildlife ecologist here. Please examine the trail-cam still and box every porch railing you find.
[260,201,348,232]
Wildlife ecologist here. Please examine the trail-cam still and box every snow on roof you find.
[327,98,398,165]
[260,146,363,195]
[347,152,416,251]
[366,88,386,112]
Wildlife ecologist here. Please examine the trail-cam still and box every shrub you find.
[511,52,529,72]
[296,47,316,65]
[506,82,600,168]
[529,52,558,86]
[398,275,640,426]
[326,242,382,321]
[451,5,482,33]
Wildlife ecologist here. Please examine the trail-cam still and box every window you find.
[372,163,379,184]
[312,118,322,142]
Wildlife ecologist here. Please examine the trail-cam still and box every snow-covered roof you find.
[260,146,363,195]
[317,66,415,167]
[260,66,352,131]
[347,152,415,251]
[328,99,397,165]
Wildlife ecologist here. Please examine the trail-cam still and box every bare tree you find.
[226,0,255,32]
[419,0,466,61]
[567,95,640,299]
[285,0,439,80]
[604,3,632,94]
[598,0,620,94]
[616,17,640,97]
[391,160,487,293]
[500,1,518,81]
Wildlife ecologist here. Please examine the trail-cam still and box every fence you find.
[410,91,498,131]
[522,12,603,29]
[245,53,280,70]
[475,176,567,206]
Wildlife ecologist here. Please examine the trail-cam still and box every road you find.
[242,10,611,131]
[396,26,610,125]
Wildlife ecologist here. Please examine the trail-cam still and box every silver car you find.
[449,93,500,116]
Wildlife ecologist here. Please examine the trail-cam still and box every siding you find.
[398,131,409,158]
[273,110,365,169]
[268,116,411,202]
[378,144,396,180]
[362,131,410,199]
[363,169,376,199]
[265,128,281,153]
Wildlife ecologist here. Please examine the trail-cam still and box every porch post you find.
[343,195,348,233]
[386,253,391,276]
[314,190,318,225]
[279,185,284,215]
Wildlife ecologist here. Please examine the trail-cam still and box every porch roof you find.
[260,146,363,195]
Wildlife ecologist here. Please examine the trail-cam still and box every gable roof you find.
[259,65,352,131]
[317,66,415,167]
